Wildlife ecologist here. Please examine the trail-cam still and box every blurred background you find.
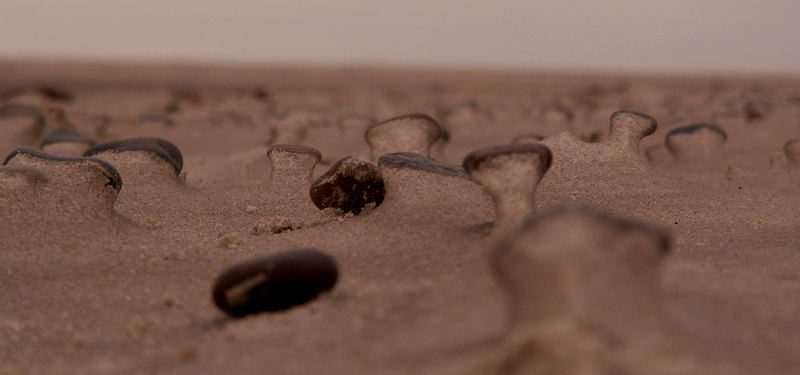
[1,0,799,74]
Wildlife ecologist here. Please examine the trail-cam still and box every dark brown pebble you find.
[309,156,384,214]
[3,146,122,191]
[212,248,338,317]
[377,152,468,179]
[462,143,553,174]
[40,127,96,147]
[83,137,183,175]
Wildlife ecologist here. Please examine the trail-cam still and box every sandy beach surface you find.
[1,60,799,374]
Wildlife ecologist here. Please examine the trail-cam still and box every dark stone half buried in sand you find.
[309,156,385,214]
[40,127,97,147]
[212,248,339,317]
[3,146,122,191]
[83,137,184,175]
[377,152,468,179]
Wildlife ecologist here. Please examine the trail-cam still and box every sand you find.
[1,60,799,374]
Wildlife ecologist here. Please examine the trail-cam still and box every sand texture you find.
[1,61,799,374]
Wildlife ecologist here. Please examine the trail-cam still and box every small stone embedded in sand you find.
[784,139,800,165]
[665,123,727,163]
[40,127,97,157]
[364,113,442,161]
[84,137,184,175]
[212,248,338,317]
[462,143,552,231]
[309,155,385,214]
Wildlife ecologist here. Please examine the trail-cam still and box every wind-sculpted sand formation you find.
[1,61,799,374]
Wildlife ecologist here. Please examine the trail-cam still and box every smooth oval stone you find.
[83,137,183,175]
[462,143,553,174]
[665,123,727,141]
[212,248,339,317]
[378,152,468,179]
[40,127,97,147]
[3,146,122,191]
[309,156,385,214]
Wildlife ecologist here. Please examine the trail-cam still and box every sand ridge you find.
[1,62,799,374]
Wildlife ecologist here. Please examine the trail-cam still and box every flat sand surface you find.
[1,60,799,374]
